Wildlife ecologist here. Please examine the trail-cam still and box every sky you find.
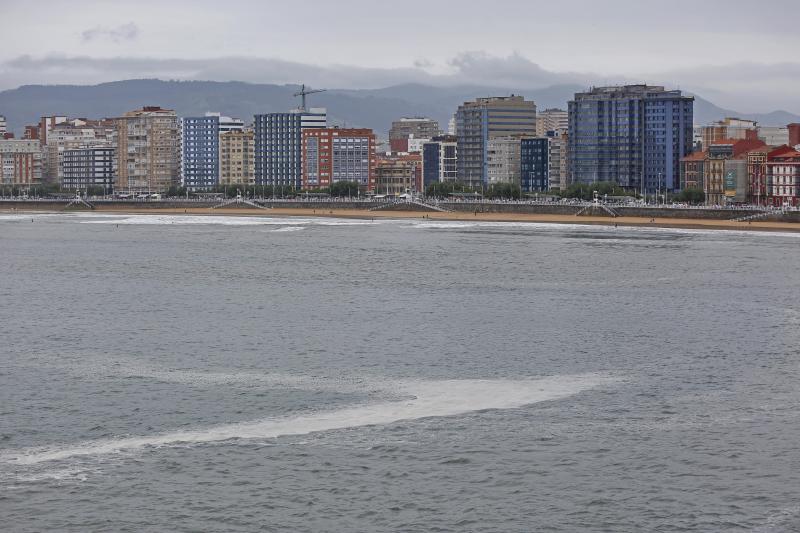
[2,0,799,112]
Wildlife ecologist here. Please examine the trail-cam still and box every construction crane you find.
[293,84,326,111]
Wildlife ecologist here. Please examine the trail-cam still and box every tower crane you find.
[293,84,326,111]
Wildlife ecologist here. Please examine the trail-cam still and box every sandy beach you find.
[3,204,798,232]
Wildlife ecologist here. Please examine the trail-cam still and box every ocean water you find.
[1,213,799,532]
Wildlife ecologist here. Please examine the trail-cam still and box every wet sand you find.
[4,204,799,232]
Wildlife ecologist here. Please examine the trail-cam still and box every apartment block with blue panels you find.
[568,85,693,192]
[520,138,549,192]
[253,109,326,188]
[181,115,220,190]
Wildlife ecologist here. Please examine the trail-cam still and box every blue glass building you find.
[568,85,693,193]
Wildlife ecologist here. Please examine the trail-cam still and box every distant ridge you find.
[1,79,797,137]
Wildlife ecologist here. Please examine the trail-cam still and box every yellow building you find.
[115,107,180,192]
[219,130,255,186]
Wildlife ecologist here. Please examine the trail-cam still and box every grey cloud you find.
[0,52,584,89]
[2,52,799,113]
[446,51,588,87]
[81,23,139,43]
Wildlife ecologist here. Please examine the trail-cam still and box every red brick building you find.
[302,128,376,190]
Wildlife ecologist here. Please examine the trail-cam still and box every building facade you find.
[374,154,422,195]
[520,137,549,192]
[302,128,376,189]
[219,130,255,186]
[0,139,42,185]
[679,151,706,190]
[253,108,326,188]
[181,113,244,190]
[701,118,758,149]
[487,136,522,185]
[456,95,537,187]
[766,149,800,206]
[61,147,115,192]
[389,118,441,153]
[758,126,789,146]
[568,85,694,193]
[704,139,766,205]
[536,108,568,136]
[115,106,180,192]
[421,135,457,189]
[547,131,569,191]
[42,119,115,184]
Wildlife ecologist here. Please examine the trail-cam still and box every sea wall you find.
[1,199,797,222]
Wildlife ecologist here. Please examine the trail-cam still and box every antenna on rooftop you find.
[293,84,326,112]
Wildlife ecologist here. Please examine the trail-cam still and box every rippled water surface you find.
[1,213,799,532]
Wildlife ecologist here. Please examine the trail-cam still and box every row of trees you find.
[424,181,524,199]
[1,180,707,205]
[164,181,366,199]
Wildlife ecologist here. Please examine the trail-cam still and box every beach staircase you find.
[211,193,268,210]
[576,203,618,217]
[731,209,784,223]
[63,195,95,210]
[368,199,453,212]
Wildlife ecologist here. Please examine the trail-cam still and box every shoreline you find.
[2,205,799,233]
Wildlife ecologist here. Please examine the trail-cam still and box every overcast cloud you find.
[1,0,799,112]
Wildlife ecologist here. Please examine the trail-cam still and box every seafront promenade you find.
[2,198,799,232]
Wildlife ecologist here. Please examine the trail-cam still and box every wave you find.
[3,373,615,465]
[271,226,305,232]
[78,214,377,226]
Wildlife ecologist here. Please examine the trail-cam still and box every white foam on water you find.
[3,373,615,465]
[78,214,377,227]
[271,226,305,232]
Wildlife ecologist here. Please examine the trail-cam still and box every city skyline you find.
[1,0,800,113]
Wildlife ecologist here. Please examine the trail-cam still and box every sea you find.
[1,212,799,532]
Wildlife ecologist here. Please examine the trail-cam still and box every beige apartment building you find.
[0,139,43,185]
[536,108,568,136]
[219,129,255,186]
[548,131,569,191]
[115,106,180,192]
[487,136,523,185]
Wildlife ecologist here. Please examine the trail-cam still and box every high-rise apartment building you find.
[568,85,693,193]
[487,136,523,185]
[61,147,115,192]
[0,115,6,137]
[181,112,244,190]
[536,108,568,136]
[115,106,180,192]
[388,118,441,152]
[421,135,457,189]
[547,131,569,191]
[42,119,115,183]
[0,139,42,185]
[219,129,255,186]
[520,138,549,192]
[455,95,537,187]
[39,116,68,146]
[302,128,376,190]
[253,108,326,189]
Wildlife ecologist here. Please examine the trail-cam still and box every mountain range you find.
[1,79,798,137]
